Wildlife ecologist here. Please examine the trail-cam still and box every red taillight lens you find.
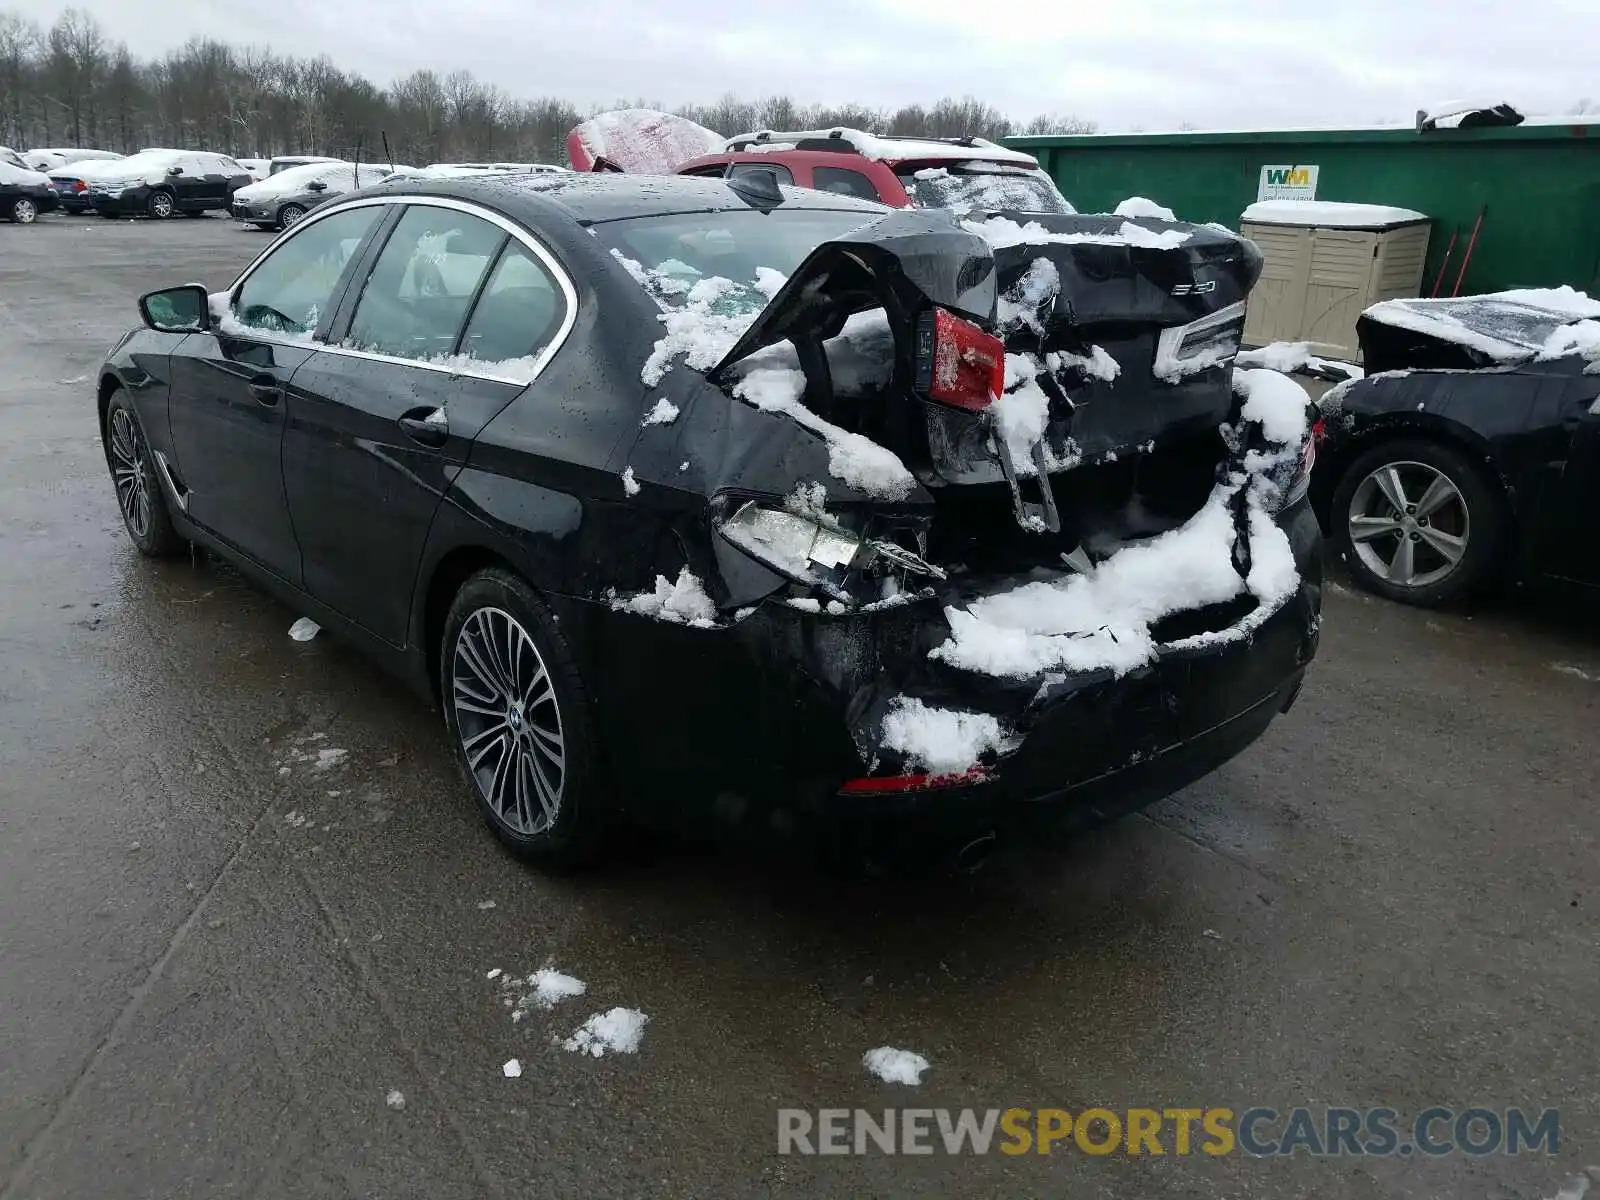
[838,766,990,795]
[915,307,1004,412]
[1310,417,1327,444]
[72,180,85,192]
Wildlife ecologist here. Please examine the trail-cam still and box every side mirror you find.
[138,284,211,333]
[167,165,183,176]
[306,180,328,193]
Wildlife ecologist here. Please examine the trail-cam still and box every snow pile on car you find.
[966,214,1191,252]
[1363,287,1600,363]
[1113,196,1177,221]
[930,368,1308,680]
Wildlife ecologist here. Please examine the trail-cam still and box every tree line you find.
[0,7,1096,166]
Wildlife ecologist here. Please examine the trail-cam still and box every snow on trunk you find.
[931,369,1310,681]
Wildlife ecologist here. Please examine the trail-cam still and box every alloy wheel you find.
[108,407,154,539]
[150,192,173,218]
[1347,460,1470,589]
[13,198,36,224]
[451,606,565,836]
[280,204,305,228]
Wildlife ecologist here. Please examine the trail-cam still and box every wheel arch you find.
[418,545,522,701]
[1312,412,1513,532]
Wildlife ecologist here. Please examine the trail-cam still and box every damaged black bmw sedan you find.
[97,172,1322,866]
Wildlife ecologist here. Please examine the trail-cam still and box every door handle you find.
[398,407,449,447]
[248,375,280,406]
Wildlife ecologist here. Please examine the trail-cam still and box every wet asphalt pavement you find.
[2,215,1598,1200]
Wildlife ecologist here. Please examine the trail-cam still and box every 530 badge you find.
[1171,281,1218,296]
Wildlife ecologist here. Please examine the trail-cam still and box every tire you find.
[441,568,608,867]
[276,203,305,231]
[147,190,175,219]
[10,197,37,224]
[103,391,186,557]
[1331,438,1504,607]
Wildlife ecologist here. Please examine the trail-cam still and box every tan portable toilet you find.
[1240,200,1432,361]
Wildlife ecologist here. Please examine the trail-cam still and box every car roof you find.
[722,128,1041,167]
[346,171,889,225]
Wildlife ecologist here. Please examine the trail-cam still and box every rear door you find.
[166,203,387,578]
[282,199,573,644]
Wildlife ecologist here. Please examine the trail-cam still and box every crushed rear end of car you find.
[594,203,1321,856]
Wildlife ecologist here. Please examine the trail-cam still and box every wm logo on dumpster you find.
[1257,163,1320,201]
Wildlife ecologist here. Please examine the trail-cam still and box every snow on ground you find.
[621,466,640,497]
[502,1059,522,1078]
[311,748,348,772]
[563,1008,649,1057]
[881,698,1005,776]
[1113,196,1176,221]
[611,567,718,627]
[967,215,1190,252]
[932,370,1309,680]
[531,968,587,1008]
[862,1047,930,1085]
[385,1089,406,1110]
[641,397,680,426]
[288,617,320,642]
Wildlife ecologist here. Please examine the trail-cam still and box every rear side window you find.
[346,206,507,361]
[729,160,794,186]
[811,166,880,202]
[457,243,568,369]
[233,206,383,335]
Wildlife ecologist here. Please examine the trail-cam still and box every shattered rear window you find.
[897,164,1074,216]
[597,209,877,313]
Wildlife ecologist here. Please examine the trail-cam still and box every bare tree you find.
[0,4,1098,164]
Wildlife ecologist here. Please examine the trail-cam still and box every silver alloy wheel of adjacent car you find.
[451,606,566,837]
[1346,460,1470,589]
[12,197,36,223]
[107,406,153,538]
[148,190,174,218]
[279,203,305,229]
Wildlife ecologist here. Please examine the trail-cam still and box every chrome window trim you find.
[222,193,579,388]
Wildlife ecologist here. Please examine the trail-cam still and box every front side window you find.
[811,166,880,202]
[232,205,383,336]
[345,205,506,361]
[456,242,568,368]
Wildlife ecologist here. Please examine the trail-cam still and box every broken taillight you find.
[914,307,1005,412]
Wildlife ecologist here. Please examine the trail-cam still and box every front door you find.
[284,202,570,644]
[1541,384,1600,587]
[166,203,387,579]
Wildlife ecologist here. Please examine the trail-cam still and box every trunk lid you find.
[711,209,1263,501]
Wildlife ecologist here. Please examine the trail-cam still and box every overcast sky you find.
[12,0,1600,131]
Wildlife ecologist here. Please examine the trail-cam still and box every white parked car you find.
[23,147,123,172]
[236,157,269,182]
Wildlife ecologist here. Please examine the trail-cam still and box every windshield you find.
[596,208,879,313]
[896,164,1074,216]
